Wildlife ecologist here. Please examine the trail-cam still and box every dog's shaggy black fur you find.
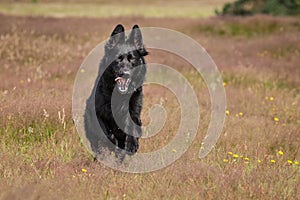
[95,24,148,155]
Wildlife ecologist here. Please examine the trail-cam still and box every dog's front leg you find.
[129,88,143,135]
[122,112,140,154]
[125,134,139,155]
[125,94,143,140]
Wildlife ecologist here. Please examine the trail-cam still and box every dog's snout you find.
[119,69,130,78]
[124,70,130,75]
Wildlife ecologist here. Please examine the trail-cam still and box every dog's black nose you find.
[120,71,130,78]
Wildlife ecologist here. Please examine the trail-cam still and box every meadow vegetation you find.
[0,0,229,18]
[0,2,299,199]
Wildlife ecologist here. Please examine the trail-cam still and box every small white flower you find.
[28,127,34,134]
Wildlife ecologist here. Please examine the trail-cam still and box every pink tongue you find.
[115,77,124,83]
[115,77,126,87]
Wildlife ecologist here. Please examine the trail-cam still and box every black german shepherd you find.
[95,24,148,156]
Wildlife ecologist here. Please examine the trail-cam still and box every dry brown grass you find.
[0,14,299,199]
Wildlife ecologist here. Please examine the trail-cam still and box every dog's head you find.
[104,24,148,94]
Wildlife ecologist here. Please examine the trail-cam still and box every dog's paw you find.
[125,136,139,155]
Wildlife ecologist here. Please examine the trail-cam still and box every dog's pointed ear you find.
[128,25,142,48]
[128,25,148,56]
[105,24,125,51]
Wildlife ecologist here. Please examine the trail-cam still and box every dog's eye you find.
[118,55,124,61]
[127,54,133,61]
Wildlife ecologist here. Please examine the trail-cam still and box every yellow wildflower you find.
[294,161,299,165]
[287,160,293,164]
[257,159,262,163]
[172,149,177,153]
[223,82,227,87]
[244,161,249,164]
[225,110,230,115]
[223,159,229,163]
[81,168,87,173]
[227,151,233,155]
[269,96,274,101]
[270,159,276,163]
[244,157,249,161]
[233,154,239,158]
[277,150,284,155]
[239,112,243,116]
[274,117,279,122]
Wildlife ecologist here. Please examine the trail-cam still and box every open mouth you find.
[115,77,131,94]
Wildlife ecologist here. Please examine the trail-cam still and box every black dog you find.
[95,24,148,156]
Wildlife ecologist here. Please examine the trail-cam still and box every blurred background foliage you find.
[216,0,300,16]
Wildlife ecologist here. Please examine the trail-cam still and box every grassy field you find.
[0,0,232,18]
[0,4,300,200]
